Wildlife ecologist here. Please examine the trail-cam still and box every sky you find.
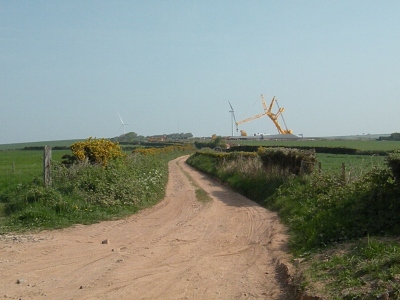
[1,1,400,144]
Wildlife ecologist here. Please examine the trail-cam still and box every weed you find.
[301,237,400,299]
[0,146,194,233]
[177,160,212,203]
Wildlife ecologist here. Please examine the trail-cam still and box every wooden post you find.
[318,162,321,173]
[341,163,346,182]
[43,145,52,187]
[300,160,304,174]
[12,162,15,174]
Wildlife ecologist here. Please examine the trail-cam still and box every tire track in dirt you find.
[0,156,292,299]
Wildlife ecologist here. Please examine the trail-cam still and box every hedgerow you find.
[187,149,400,254]
[132,144,195,155]
[257,147,317,175]
[0,143,194,232]
[386,149,400,180]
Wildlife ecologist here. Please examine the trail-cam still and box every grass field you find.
[0,139,84,151]
[0,150,71,190]
[233,139,400,152]
[317,153,386,178]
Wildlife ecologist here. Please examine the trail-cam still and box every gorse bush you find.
[70,137,125,167]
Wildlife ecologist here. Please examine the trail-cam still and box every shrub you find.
[70,137,125,167]
[132,144,195,156]
[188,148,400,255]
[386,150,400,180]
[258,147,317,175]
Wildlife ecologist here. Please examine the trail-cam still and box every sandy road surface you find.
[0,156,292,300]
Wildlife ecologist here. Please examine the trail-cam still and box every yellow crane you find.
[236,95,293,135]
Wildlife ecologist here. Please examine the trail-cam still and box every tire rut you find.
[0,155,293,300]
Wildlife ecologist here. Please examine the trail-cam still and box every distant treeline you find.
[378,132,400,141]
[21,141,192,152]
[22,146,70,151]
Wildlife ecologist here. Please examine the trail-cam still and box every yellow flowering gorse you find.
[71,137,125,166]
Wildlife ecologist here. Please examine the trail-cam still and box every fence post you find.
[43,145,52,187]
[12,162,15,173]
[341,163,346,182]
[318,162,321,173]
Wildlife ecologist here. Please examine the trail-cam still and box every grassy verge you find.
[0,148,194,233]
[297,237,400,299]
[186,149,400,299]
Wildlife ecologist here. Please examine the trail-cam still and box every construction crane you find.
[240,130,247,136]
[235,95,293,135]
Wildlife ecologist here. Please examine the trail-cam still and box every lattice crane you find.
[235,95,293,135]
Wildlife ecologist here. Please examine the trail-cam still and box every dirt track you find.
[0,156,293,299]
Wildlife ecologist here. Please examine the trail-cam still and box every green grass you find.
[0,139,84,150]
[301,237,400,299]
[316,153,386,178]
[187,150,400,299]
[233,139,400,152]
[0,150,71,191]
[0,147,194,233]
[194,188,212,203]
[176,160,212,203]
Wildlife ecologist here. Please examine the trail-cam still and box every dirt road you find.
[0,156,293,299]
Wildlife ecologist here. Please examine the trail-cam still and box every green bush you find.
[187,149,400,255]
[186,151,285,203]
[258,147,317,175]
[386,150,400,180]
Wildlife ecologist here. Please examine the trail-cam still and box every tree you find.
[378,132,400,141]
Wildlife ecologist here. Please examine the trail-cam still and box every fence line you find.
[43,146,52,187]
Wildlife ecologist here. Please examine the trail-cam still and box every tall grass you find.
[187,153,285,203]
[187,150,400,298]
[0,150,71,192]
[188,151,399,253]
[0,148,193,233]
[302,237,400,299]
[317,153,385,178]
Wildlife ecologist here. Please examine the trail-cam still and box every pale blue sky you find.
[1,1,399,144]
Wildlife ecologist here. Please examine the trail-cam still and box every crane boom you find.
[265,96,292,134]
[236,112,267,127]
[235,94,293,135]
